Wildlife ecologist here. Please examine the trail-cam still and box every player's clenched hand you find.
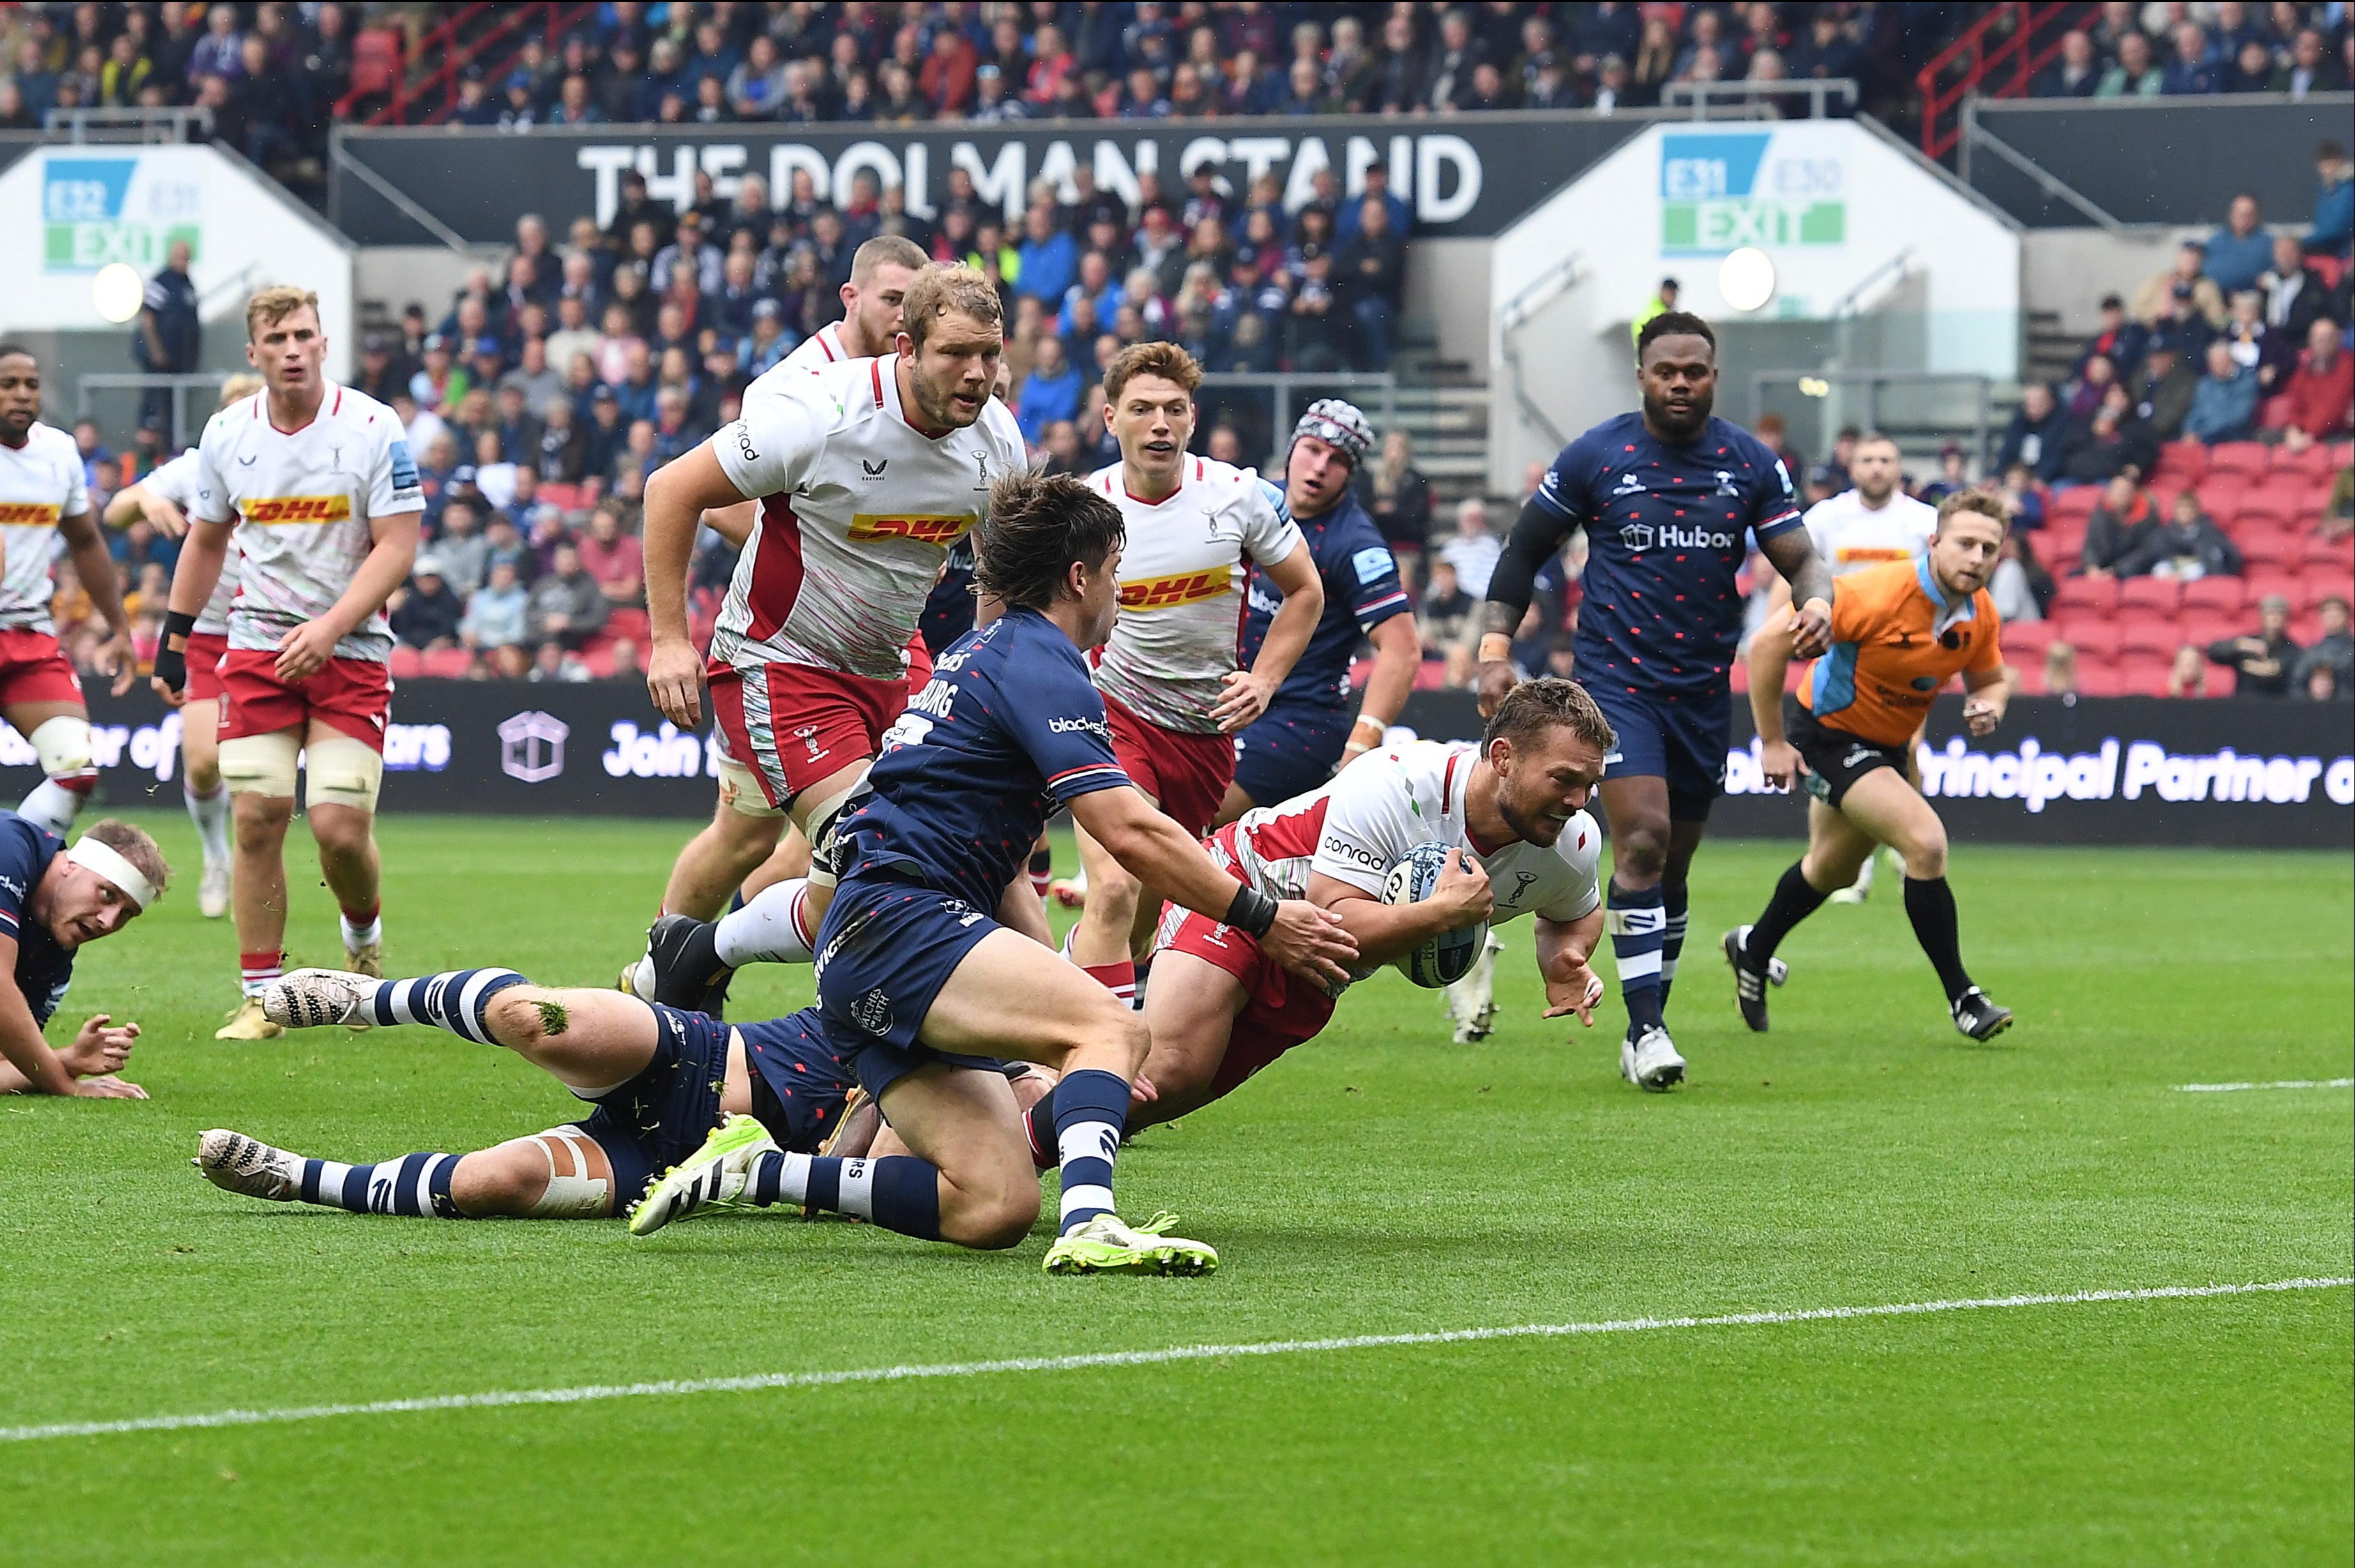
[71,1074,146,1099]
[647,640,704,728]
[1475,660,1519,720]
[98,629,138,697]
[1543,965,1605,1028]
[1435,849,1494,927]
[275,620,341,682]
[1963,697,2001,737]
[63,1014,139,1078]
[1759,739,1806,791]
[1258,900,1358,988]
[1788,598,1834,659]
[1210,668,1276,734]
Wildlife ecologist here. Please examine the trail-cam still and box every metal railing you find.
[75,374,232,452]
[1748,368,1994,474]
[1195,372,1396,467]
[1495,252,1586,452]
[42,106,215,144]
[1662,79,1858,119]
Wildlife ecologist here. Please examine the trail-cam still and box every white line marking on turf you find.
[4,1276,2345,1447]
[2176,1078,2355,1093]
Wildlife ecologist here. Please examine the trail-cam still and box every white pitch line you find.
[2176,1078,2355,1093]
[3,1276,2346,1447]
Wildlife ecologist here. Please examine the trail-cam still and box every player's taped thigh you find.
[717,752,787,818]
[305,734,385,813]
[526,1127,612,1218]
[27,715,95,782]
[796,778,867,890]
[218,730,303,798]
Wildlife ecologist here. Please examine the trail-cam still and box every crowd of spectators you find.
[2035,1,2355,100]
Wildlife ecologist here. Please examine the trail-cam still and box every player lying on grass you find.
[636,470,1356,1274]
[1022,679,1611,1144]
[0,812,169,1099]
[192,965,1047,1219]
[1726,488,2015,1041]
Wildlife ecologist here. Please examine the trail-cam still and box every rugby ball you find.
[1381,841,1487,989]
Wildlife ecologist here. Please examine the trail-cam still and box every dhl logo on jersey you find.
[242,495,354,524]
[0,502,63,526]
[1120,569,1231,611]
[847,513,974,545]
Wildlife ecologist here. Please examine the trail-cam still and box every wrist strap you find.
[1223,883,1277,939]
[161,608,198,653]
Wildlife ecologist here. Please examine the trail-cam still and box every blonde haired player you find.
[1764,431,1936,905]
[0,345,139,837]
[1063,342,1322,1006]
[634,265,1031,1011]
[155,287,425,1039]
[105,373,263,918]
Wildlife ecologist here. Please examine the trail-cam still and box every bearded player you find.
[1762,430,1936,906]
[155,287,425,1040]
[1476,312,1833,1091]
[0,345,139,838]
[193,964,1048,1222]
[646,235,934,936]
[1728,490,2014,1041]
[1061,342,1322,1007]
[104,373,264,919]
[637,265,1030,1009]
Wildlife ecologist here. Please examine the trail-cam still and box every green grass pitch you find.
[1,812,2347,1565]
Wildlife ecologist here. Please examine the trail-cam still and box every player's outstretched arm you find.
[1748,610,1805,792]
[1535,911,1607,1027]
[58,508,137,696]
[1476,494,1578,713]
[1215,541,1323,733]
[0,944,142,1097]
[153,517,234,706]
[1348,615,1422,761]
[1068,785,1357,987]
[1306,853,1491,969]
[645,444,755,727]
[1759,527,1836,659]
[103,480,188,538]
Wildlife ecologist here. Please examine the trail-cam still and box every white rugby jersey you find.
[142,451,240,635]
[780,320,854,373]
[189,384,423,663]
[1803,488,1937,577]
[711,355,1028,681]
[1220,739,1602,973]
[0,421,90,632]
[1089,455,1302,734]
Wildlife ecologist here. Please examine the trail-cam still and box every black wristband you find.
[162,609,199,647]
[1223,883,1277,939]
[153,610,197,694]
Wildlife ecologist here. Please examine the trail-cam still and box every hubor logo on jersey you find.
[847,512,974,545]
[0,503,62,526]
[1622,520,1739,553]
[242,495,354,524]
[1120,569,1229,611]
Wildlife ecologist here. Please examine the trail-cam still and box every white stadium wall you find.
[0,143,356,388]
[1488,120,2022,492]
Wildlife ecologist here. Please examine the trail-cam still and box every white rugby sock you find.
[18,779,82,836]
[714,878,815,967]
[185,781,232,866]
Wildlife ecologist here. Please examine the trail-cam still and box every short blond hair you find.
[1103,341,1201,404]
[245,285,320,340]
[850,235,928,287]
[218,373,262,407]
[898,264,1002,350]
[1935,488,2010,536]
[82,818,170,899]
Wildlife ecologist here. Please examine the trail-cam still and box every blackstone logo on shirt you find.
[1048,715,1110,738]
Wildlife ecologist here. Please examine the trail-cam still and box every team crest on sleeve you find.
[1351,547,1393,584]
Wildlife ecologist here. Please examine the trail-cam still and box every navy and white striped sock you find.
[1608,880,1667,1034]
[1658,881,1690,1006]
[746,1150,942,1239]
[299,1152,464,1218]
[1053,1068,1129,1235]
[368,969,527,1042]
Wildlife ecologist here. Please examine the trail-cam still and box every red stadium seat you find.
[579,645,617,679]
[2177,610,2239,649]
[2197,478,2253,522]
[2116,615,2183,656]
[2116,655,2174,696]
[2300,534,2354,569]
[2153,440,2207,484]
[605,607,651,642]
[2116,575,2180,615]
[2238,528,2302,569]
[423,647,473,678]
[2291,611,2321,645]
[2234,486,2304,527]
[2245,570,2300,608]
[2202,441,2269,478]
[388,645,423,679]
[1999,619,2058,659]
[2268,441,2338,480]
[2180,575,2246,613]
[2071,658,2125,697]
[2056,616,2121,660]
[2051,575,2119,617]
[537,482,590,513]
[2296,568,2353,610]
[2049,485,2103,519]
